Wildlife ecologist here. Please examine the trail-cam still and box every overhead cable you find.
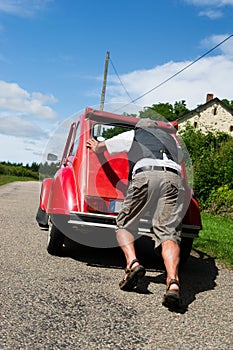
[114,34,233,111]
[109,57,134,102]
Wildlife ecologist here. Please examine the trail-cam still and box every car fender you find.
[39,177,54,212]
[47,166,78,215]
[183,191,202,230]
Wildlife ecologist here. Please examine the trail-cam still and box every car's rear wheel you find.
[180,237,194,263]
[47,222,64,255]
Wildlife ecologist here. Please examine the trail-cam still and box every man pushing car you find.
[87,118,187,308]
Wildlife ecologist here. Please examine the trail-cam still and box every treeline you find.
[0,161,39,179]
[0,161,58,180]
[139,98,233,121]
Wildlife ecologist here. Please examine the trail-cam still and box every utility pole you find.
[100,51,110,111]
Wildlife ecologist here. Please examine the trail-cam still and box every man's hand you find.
[86,138,99,152]
[86,138,106,153]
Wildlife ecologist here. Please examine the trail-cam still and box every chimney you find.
[206,93,214,102]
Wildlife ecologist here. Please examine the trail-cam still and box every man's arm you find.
[87,130,134,155]
[86,138,107,153]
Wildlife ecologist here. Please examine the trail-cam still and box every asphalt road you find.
[0,181,232,350]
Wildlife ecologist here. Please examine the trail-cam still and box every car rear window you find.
[93,123,132,141]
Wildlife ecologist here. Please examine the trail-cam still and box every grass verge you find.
[193,212,233,268]
[0,174,38,186]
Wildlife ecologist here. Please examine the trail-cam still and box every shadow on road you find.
[181,248,218,313]
[62,235,218,314]
[145,249,218,314]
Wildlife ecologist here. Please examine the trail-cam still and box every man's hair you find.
[135,118,158,129]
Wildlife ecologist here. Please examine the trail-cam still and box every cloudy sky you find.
[0,0,232,164]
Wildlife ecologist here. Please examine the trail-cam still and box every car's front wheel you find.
[47,222,64,256]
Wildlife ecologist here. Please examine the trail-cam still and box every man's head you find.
[135,118,158,129]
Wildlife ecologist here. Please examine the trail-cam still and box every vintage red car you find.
[36,107,202,261]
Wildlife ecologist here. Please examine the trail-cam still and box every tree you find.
[139,103,174,121]
[139,101,190,121]
[31,162,39,172]
[222,99,233,109]
[173,100,189,118]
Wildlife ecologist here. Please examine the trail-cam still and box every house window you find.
[213,107,217,115]
[194,121,198,128]
[230,125,233,132]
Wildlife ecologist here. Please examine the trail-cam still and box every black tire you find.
[180,237,194,263]
[36,207,49,229]
[47,223,64,256]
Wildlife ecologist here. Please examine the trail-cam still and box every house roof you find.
[177,97,233,123]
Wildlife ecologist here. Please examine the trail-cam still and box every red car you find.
[36,107,202,261]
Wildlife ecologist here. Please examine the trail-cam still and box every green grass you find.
[0,174,38,186]
[193,212,233,268]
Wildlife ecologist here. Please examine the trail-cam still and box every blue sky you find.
[0,0,232,164]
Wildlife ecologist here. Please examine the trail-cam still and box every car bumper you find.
[69,211,200,238]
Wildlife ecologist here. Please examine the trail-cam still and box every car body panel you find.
[47,165,78,214]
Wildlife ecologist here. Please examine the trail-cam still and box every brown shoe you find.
[162,279,180,308]
[119,259,146,291]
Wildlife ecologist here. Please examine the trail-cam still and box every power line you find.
[114,34,233,112]
[109,57,134,102]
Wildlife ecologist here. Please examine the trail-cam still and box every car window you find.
[71,123,81,156]
[93,123,132,141]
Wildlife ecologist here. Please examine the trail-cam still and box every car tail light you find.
[171,121,178,130]
[85,196,108,213]
[85,196,124,214]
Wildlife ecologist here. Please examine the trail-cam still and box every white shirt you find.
[105,130,181,174]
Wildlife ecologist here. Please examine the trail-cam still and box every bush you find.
[180,124,233,212]
[0,162,38,179]
[206,185,233,215]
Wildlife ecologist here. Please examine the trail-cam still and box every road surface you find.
[0,182,232,349]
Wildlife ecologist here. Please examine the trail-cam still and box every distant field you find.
[0,174,38,186]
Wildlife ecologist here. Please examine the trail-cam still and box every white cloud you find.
[184,0,233,18]
[201,34,233,57]
[31,92,57,104]
[199,9,223,19]
[184,0,233,6]
[106,46,233,111]
[0,0,53,17]
[0,114,48,139]
[0,80,57,119]
[0,134,45,164]
[0,111,56,164]
[0,81,58,164]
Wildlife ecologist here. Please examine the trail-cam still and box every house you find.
[177,94,233,135]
